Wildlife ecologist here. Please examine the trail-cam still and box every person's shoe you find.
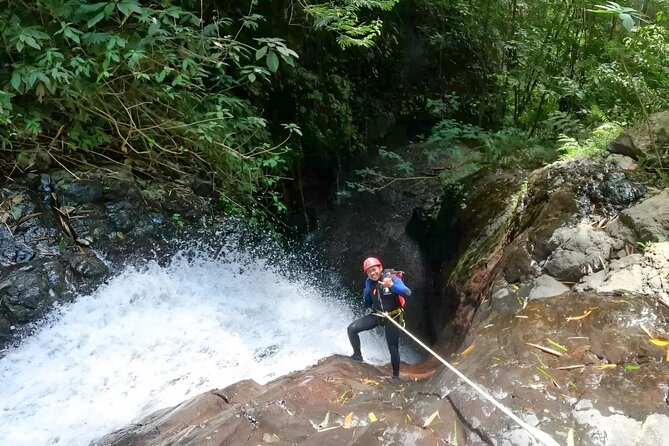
[349,354,363,361]
[391,375,403,381]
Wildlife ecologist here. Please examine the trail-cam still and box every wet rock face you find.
[96,292,669,446]
[94,356,450,446]
[413,168,528,348]
[0,169,211,350]
[491,157,661,297]
[0,182,61,266]
[521,159,646,228]
[448,291,669,445]
[411,152,669,444]
[0,262,61,323]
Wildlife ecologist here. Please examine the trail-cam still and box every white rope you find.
[378,311,561,446]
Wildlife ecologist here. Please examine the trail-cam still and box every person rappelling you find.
[347,256,412,381]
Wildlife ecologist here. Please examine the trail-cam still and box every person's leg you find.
[347,314,379,360]
[384,323,401,377]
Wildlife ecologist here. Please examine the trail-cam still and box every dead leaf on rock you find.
[337,388,351,404]
[362,378,379,386]
[596,364,617,369]
[546,338,568,352]
[310,413,339,433]
[565,310,592,321]
[423,410,440,428]
[459,344,475,356]
[12,212,41,229]
[262,433,280,443]
[342,412,353,429]
[557,365,585,370]
[640,325,654,338]
[319,411,330,428]
[527,343,562,357]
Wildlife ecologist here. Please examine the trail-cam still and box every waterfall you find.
[0,238,419,446]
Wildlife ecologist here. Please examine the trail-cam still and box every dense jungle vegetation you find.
[1,0,668,224]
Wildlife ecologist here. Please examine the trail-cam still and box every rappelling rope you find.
[377,311,561,446]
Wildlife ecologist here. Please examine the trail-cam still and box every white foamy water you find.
[0,245,418,446]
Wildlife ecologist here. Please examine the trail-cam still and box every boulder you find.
[619,189,669,243]
[609,110,669,164]
[527,274,570,300]
[576,242,669,297]
[543,223,622,282]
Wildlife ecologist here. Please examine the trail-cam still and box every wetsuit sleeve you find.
[363,279,373,308]
[391,276,412,297]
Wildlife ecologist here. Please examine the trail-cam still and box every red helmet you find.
[362,257,383,272]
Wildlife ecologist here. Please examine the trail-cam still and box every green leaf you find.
[266,51,279,72]
[10,72,22,90]
[620,13,634,31]
[280,54,294,67]
[148,20,161,35]
[117,1,142,16]
[104,2,115,15]
[26,71,38,88]
[64,28,81,44]
[24,36,41,50]
[79,2,107,14]
[624,363,640,371]
[155,68,168,83]
[87,12,106,28]
[255,46,268,60]
[248,73,256,83]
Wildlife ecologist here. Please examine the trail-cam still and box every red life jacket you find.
[392,270,407,308]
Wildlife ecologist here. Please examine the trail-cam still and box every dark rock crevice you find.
[446,394,496,445]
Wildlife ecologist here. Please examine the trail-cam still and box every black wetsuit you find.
[347,275,410,377]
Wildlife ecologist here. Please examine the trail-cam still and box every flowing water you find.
[0,237,419,446]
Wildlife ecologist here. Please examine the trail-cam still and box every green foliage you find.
[170,212,184,229]
[423,0,668,141]
[588,2,648,32]
[346,147,413,193]
[0,0,302,218]
[290,68,358,155]
[378,148,413,174]
[636,240,654,251]
[558,122,623,160]
[303,0,399,48]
